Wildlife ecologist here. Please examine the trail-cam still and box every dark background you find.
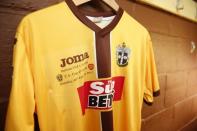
[0,0,197,130]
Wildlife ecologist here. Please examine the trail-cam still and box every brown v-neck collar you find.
[64,0,123,36]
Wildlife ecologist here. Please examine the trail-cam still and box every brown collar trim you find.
[64,0,123,36]
[78,8,116,17]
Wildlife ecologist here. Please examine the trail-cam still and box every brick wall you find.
[0,0,197,130]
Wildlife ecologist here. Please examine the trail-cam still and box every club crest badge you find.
[116,42,131,67]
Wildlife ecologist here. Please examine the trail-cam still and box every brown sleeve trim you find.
[143,90,160,106]
[143,98,153,106]
[153,90,160,97]
[13,38,17,45]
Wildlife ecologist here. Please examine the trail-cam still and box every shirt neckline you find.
[64,0,124,36]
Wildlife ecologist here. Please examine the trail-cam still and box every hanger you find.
[72,0,119,11]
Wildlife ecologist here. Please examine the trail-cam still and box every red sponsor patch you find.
[77,76,125,115]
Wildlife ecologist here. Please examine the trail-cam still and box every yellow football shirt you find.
[5,1,160,131]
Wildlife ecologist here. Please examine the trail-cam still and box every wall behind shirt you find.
[0,0,197,130]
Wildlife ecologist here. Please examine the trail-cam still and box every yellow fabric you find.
[5,2,159,131]
[143,34,160,103]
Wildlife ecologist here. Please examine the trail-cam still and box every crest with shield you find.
[116,43,131,67]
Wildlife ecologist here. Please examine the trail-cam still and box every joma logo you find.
[60,52,89,67]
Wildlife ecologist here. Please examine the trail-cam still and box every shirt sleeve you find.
[5,18,35,131]
[143,32,160,105]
